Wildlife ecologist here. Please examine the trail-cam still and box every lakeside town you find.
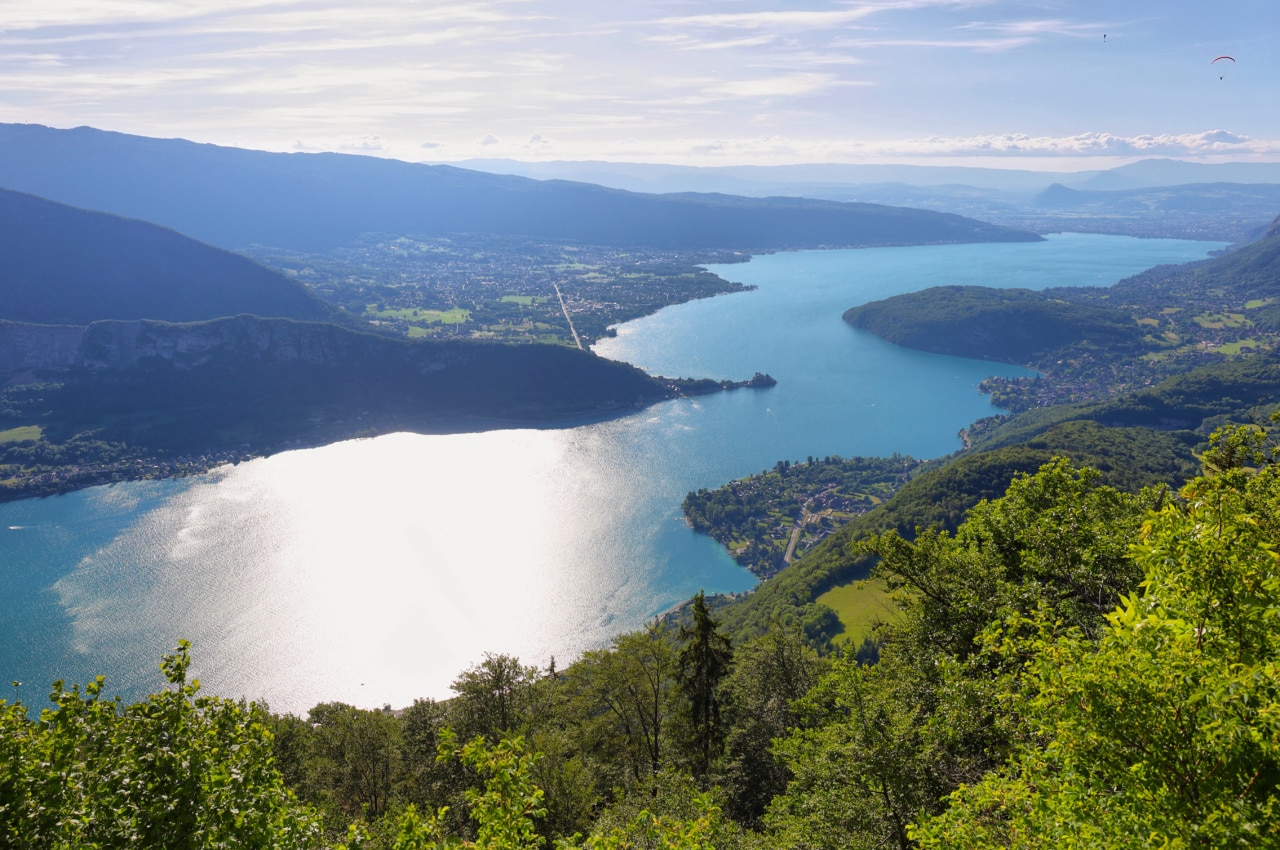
[245,235,755,348]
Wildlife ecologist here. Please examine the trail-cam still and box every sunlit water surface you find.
[0,234,1224,712]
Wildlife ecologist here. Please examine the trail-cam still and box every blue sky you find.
[1,0,1276,168]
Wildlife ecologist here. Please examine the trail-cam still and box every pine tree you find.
[676,592,733,778]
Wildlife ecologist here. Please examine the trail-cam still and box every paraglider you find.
[1212,55,1235,80]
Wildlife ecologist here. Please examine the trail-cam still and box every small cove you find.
[0,233,1226,712]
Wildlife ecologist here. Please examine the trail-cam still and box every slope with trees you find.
[843,285,1145,364]
[0,187,335,326]
[848,214,1280,413]
[0,315,694,500]
[6,437,1279,848]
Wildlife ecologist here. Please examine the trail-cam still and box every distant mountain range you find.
[0,123,1039,254]
[1032,181,1280,219]
[1072,159,1280,191]
[455,156,1280,241]
[456,156,1280,195]
[451,159,1085,194]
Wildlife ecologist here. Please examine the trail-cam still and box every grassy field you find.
[1218,337,1270,356]
[367,306,470,324]
[816,579,900,646]
[500,295,548,306]
[0,425,42,444]
[1194,312,1249,329]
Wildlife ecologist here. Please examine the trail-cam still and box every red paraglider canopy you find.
[1212,56,1236,63]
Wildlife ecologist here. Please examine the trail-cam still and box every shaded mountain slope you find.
[0,123,1041,253]
[0,315,679,500]
[0,188,334,325]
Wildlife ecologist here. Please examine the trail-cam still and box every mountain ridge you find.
[0,123,1041,253]
[0,187,335,325]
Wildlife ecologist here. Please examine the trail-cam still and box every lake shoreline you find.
[0,375,779,503]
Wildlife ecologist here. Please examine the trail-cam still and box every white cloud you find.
[655,1,988,32]
[656,9,881,31]
[646,33,778,51]
[708,73,858,99]
[886,130,1274,158]
[339,134,385,151]
[958,18,1104,38]
[0,1,535,32]
[835,35,1036,52]
[480,133,500,145]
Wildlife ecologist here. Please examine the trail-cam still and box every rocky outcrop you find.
[0,315,467,376]
[0,320,84,373]
[77,316,381,370]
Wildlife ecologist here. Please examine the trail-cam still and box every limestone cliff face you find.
[1,315,459,375]
[79,316,369,370]
[0,321,84,372]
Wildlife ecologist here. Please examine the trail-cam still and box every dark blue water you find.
[0,234,1226,711]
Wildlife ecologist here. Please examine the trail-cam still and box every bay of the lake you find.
[0,234,1224,713]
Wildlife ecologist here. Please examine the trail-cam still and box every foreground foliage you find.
[0,640,325,849]
[914,430,1280,848]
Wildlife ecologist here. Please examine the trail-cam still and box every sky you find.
[1,0,1277,169]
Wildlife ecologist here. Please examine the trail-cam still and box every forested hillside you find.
[847,214,1280,412]
[843,285,1143,363]
[0,316,680,500]
[0,188,334,325]
[708,418,1204,646]
[5,432,1278,848]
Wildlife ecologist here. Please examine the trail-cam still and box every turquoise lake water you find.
[0,233,1225,712]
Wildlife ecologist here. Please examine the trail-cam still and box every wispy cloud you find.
[656,1,990,32]
[707,73,861,100]
[0,1,536,31]
[655,8,881,31]
[646,33,778,51]
[835,35,1035,51]
[958,18,1104,39]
